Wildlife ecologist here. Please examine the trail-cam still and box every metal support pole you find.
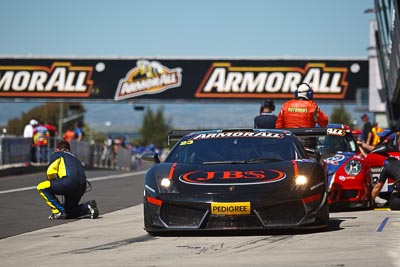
[58,102,63,139]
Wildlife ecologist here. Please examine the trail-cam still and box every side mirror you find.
[141,152,161,164]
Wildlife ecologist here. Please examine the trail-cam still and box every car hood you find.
[325,152,354,178]
[153,160,316,189]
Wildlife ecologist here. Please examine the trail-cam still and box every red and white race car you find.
[318,124,373,209]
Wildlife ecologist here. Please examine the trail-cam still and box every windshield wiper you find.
[245,157,283,163]
[202,160,246,164]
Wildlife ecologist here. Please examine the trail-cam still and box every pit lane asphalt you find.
[1,169,400,266]
[0,168,146,239]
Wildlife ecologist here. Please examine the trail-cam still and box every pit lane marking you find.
[0,171,146,195]
[377,217,390,232]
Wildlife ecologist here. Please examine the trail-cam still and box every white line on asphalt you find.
[0,171,146,195]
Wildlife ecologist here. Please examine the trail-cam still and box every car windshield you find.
[317,134,358,153]
[165,134,304,164]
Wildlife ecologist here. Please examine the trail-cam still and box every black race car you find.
[142,128,329,234]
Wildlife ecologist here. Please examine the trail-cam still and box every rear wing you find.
[167,127,339,145]
[168,130,203,145]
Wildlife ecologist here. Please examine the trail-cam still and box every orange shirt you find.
[276,99,328,128]
[63,130,75,143]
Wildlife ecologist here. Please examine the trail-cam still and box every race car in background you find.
[316,124,373,209]
[142,128,329,234]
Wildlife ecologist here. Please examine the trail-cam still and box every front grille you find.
[205,215,262,229]
[160,203,206,227]
[256,201,305,225]
[340,190,358,200]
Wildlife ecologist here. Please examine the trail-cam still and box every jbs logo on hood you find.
[114,60,182,101]
[195,62,349,99]
[179,169,286,185]
[0,62,93,97]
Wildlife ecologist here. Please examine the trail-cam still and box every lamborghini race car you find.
[316,124,373,209]
[142,128,329,234]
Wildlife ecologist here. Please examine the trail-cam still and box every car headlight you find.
[160,178,171,188]
[295,175,308,186]
[344,159,362,176]
[292,175,308,191]
[158,177,179,193]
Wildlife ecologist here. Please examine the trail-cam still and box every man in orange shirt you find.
[276,83,328,148]
[276,83,328,128]
[63,127,75,143]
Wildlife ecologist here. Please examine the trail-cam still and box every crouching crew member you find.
[37,140,99,219]
[372,155,400,210]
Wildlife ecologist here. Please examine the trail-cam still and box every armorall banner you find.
[0,57,368,102]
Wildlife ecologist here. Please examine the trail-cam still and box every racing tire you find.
[143,203,152,231]
[317,201,329,228]
[365,175,375,210]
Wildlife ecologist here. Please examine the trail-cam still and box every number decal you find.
[180,140,194,146]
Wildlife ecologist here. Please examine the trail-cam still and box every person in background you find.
[275,83,328,128]
[357,129,397,157]
[74,122,84,141]
[36,140,99,219]
[101,136,114,167]
[44,122,58,138]
[33,121,50,163]
[361,114,373,145]
[63,127,75,143]
[371,122,383,146]
[23,119,38,162]
[23,119,38,138]
[44,122,58,150]
[254,99,277,129]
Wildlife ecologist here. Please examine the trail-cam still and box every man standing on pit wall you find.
[275,83,329,128]
[254,99,277,129]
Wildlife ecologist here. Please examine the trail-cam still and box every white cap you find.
[30,119,38,125]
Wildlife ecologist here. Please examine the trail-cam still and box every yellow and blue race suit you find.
[37,150,89,218]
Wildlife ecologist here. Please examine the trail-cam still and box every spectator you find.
[101,136,114,166]
[33,121,50,163]
[74,122,85,141]
[63,127,75,143]
[23,119,38,162]
[44,122,58,138]
[36,140,99,219]
[254,99,277,129]
[361,114,373,145]
[44,122,58,150]
[23,119,38,138]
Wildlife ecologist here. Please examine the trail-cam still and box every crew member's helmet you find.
[294,83,314,100]
[261,99,275,111]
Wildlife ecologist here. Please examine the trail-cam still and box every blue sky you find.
[0,0,375,132]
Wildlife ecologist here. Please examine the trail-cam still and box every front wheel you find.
[317,200,329,227]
